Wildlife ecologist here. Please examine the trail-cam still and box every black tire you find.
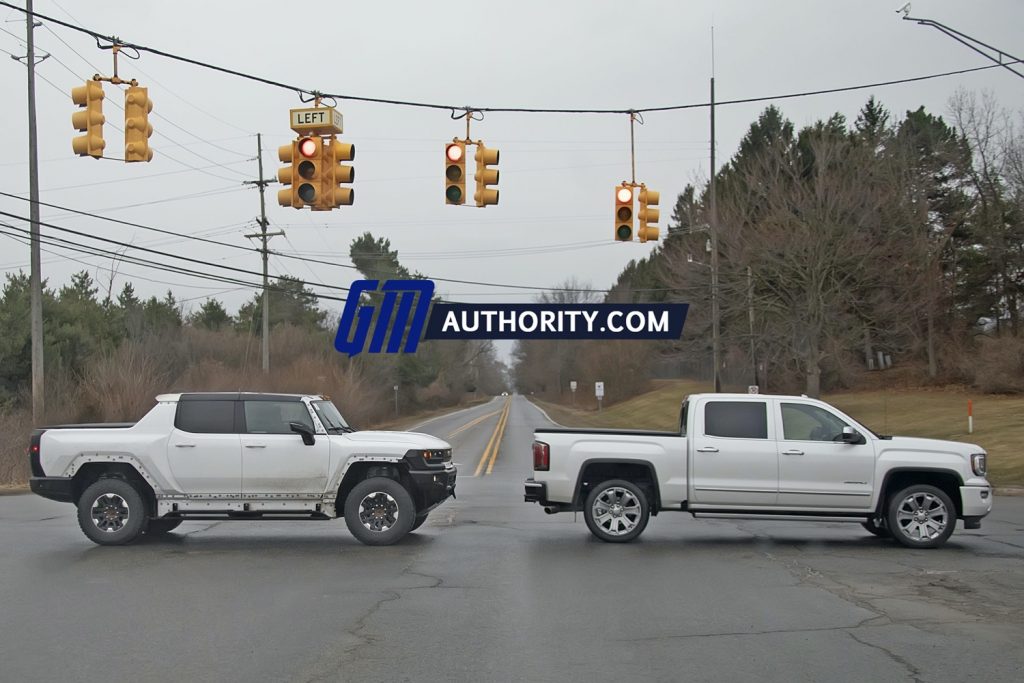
[411,513,428,531]
[343,477,416,546]
[861,518,891,538]
[886,484,956,549]
[146,519,183,535]
[77,478,149,546]
[583,479,650,543]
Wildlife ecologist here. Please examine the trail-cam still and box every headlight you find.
[970,453,987,476]
[409,449,451,466]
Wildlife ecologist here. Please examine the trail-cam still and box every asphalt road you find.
[1,394,1023,682]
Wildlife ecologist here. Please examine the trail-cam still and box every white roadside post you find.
[595,381,605,413]
[570,380,578,407]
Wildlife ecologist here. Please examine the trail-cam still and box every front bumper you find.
[409,466,457,513]
[30,476,74,503]
[960,485,993,519]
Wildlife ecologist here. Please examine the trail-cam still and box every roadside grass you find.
[534,380,1024,488]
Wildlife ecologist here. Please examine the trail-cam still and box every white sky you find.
[2,0,1023,362]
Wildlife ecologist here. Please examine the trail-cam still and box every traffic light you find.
[638,187,660,243]
[124,86,154,163]
[474,143,499,207]
[322,137,355,210]
[277,136,321,209]
[445,142,466,205]
[614,184,633,241]
[71,79,105,159]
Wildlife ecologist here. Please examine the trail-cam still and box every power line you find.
[1,1,1020,116]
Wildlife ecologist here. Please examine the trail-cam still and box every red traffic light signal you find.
[445,142,466,205]
[615,184,634,241]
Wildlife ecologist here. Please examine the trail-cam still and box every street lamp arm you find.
[903,15,1024,80]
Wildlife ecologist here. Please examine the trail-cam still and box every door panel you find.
[691,400,778,507]
[240,400,330,496]
[166,428,241,496]
[775,402,875,509]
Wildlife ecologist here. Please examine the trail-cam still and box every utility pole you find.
[21,0,47,424]
[709,76,721,393]
[748,265,757,388]
[243,133,283,373]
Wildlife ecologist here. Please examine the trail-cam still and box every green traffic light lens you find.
[298,183,316,203]
[298,160,316,180]
[446,186,463,203]
[616,225,632,241]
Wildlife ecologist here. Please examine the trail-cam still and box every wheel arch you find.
[336,461,416,513]
[876,467,964,518]
[573,459,661,513]
[71,462,158,517]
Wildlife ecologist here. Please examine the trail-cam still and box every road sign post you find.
[595,381,604,413]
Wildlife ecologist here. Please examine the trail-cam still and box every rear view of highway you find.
[2,395,1023,682]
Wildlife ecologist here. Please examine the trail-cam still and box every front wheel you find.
[76,478,149,546]
[886,484,956,549]
[583,479,650,543]
[344,477,416,546]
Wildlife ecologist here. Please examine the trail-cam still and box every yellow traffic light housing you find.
[124,86,154,163]
[474,143,499,207]
[322,137,355,210]
[638,187,660,243]
[615,184,634,241]
[277,136,321,209]
[71,79,105,159]
[445,142,466,205]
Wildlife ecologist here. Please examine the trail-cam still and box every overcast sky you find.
[2,0,1023,361]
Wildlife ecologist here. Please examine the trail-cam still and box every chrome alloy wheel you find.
[895,491,949,542]
[358,491,400,533]
[592,486,642,537]
[90,494,130,533]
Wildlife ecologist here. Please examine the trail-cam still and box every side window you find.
[781,403,849,441]
[704,401,768,439]
[175,400,235,434]
[244,401,314,435]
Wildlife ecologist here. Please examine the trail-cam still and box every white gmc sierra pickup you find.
[29,392,457,546]
[524,393,992,548]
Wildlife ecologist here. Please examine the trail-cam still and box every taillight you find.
[532,441,550,471]
[29,433,44,477]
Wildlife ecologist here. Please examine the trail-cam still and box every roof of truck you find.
[156,392,321,402]
[685,393,822,401]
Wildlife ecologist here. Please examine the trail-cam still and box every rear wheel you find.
[583,479,650,543]
[344,477,416,546]
[76,478,148,546]
[886,484,956,549]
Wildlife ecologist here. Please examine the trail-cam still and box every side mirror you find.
[289,421,315,446]
[841,426,865,445]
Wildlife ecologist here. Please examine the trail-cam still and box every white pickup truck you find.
[29,392,457,546]
[524,393,992,548]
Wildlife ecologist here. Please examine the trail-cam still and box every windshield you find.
[311,400,353,432]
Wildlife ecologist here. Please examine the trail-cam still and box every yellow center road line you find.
[472,399,510,477]
[484,403,510,475]
[446,409,502,439]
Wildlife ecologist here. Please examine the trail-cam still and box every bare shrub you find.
[0,407,31,485]
[974,337,1024,393]
[79,340,171,422]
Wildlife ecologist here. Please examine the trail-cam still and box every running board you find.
[692,513,866,523]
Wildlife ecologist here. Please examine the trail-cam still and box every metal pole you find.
[244,134,283,374]
[26,0,44,424]
[256,134,270,374]
[709,77,721,393]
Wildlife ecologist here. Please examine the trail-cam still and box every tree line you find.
[514,91,1024,400]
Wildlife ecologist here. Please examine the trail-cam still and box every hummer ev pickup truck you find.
[29,392,457,546]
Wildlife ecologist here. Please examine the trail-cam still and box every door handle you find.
[174,444,196,448]
[782,449,804,456]
[245,444,266,449]
[696,446,719,453]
